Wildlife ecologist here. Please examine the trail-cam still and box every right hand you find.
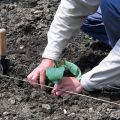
[27,59,55,88]
[52,77,83,96]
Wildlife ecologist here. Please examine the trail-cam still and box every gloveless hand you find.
[52,77,83,96]
[27,59,54,88]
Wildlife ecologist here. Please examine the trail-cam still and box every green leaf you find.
[46,66,65,84]
[64,60,81,80]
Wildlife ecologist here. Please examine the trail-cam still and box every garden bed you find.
[0,0,120,120]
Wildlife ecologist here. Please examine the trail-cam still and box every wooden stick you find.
[0,29,6,56]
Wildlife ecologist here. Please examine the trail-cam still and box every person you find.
[27,0,120,96]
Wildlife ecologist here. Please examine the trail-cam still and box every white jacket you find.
[42,0,100,60]
[42,0,120,91]
[81,39,120,91]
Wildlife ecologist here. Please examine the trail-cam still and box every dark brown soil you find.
[0,0,120,120]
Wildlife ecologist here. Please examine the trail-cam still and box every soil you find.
[0,0,120,120]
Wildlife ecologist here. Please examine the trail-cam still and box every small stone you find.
[89,107,93,112]
[33,10,42,14]
[102,103,109,108]
[13,116,24,120]
[0,93,5,98]
[19,45,24,49]
[53,115,67,120]
[29,103,38,109]
[63,109,67,115]
[32,109,37,114]
[4,116,9,120]
[110,110,120,119]
[15,95,23,102]
[16,21,24,28]
[30,8,35,13]
[22,106,31,117]
[46,14,52,20]
[78,117,84,120]
[68,112,76,118]
[3,111,10,116]
[16,38,22,44]
[63,95,71,103]
[44,117,51,120]
[107,108,112,113]
[42,104,51,113]
[70,105,80,112]
[31,91,37,99]
[8,97,16,105]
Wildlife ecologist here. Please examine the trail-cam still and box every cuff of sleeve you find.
[42,48,62,60]
[81,71,94,91]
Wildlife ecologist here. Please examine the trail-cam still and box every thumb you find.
[52,84,62,94]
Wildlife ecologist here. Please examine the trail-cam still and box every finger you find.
[55,87,69,96]
[75,85,83,93]
[52,84,63,94]
[53,87,69,96]
[27,71,34,85]
[27,71,40,87]
[27,71,34,80]
[31,72,40,87]
[39,71,46,89]
[61,87,79,97]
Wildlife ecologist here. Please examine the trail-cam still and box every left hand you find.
[52,77,83,96]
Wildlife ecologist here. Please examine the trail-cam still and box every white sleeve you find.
[42,0,100,60]
[81,39,120,91]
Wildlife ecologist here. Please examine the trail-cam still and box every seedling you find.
[84,35,92,45]
[46,60,82,84]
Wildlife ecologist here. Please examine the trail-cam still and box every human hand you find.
[27,59,54,88]
[52,77,83,96]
